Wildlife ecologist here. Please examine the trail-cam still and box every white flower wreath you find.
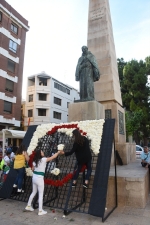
[27,119,105,156]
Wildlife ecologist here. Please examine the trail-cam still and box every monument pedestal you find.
[103,101,136,164]
[68,100,104,122]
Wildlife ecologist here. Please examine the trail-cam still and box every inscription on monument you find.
[90,7,105,20]
[118,110,124,135]
[105,109,111,119]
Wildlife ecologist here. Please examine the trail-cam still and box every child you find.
[25,149,60,216]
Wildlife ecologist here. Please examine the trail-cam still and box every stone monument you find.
[75,46,100,101]
[68,46,104,122]
[87,0,135,164]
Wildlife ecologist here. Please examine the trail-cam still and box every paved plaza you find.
[0,197,150,225]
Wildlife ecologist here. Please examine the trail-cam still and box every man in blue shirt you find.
[141,146,150,168]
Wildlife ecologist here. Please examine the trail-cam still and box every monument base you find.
[102,101,136,164]
[68,100,105,122]
[116,142,136,165]
[108,161,149,208]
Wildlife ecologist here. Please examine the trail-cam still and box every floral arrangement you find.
[44,165,86,187]
[28,151,36,168]
[44,173,73,187]
[51,168,60,176]
[27,119,105,156]
[26,119,105,186]
[25,167,33,177]
[57,144,65,151]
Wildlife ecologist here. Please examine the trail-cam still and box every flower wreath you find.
[27,120,105,186]
[27,119,105,156]
[28,151,86,187]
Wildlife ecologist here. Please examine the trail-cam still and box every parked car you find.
[136,145,143,159]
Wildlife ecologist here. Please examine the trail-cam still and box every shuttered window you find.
[53,111,61,119]
[11,23,18,34]
[29,95,33,102]
[5,79,14,92]
[54,97,61,106]
[28,110,33,117]
[38,109,46,116]
[7,59,15,73]
[4,101,12,113]
[39,93,47,101]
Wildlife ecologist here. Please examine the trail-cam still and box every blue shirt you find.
[141,152,150,162]
[7,147,12,153]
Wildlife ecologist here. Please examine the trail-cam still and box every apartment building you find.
[23,72,79,130]
[0,0,29,130]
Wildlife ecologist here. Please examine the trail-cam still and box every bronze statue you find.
[75,46,100,101]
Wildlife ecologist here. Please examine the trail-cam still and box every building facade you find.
[0,0,29,130]
[23,72,79,130]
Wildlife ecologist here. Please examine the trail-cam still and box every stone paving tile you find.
[141,217,150,225]
[1,199,150,225]
[122,206,145,216]
[143,209,150,218]
[108,213,143,225]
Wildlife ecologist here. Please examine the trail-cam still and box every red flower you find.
[28,151,36,168]
[44,166,86,187]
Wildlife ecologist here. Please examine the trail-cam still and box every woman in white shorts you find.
[25,149,60,216]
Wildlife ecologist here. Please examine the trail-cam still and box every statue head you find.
[81,46,88,54]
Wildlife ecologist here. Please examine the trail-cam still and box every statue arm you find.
[87,53,100,82]
[75,64,80,81]
[75,58,82,81]
[93,67,100,81]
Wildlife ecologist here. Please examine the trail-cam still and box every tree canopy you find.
[117,57,150,145]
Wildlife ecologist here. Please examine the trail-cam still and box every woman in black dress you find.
[62,129,92,188]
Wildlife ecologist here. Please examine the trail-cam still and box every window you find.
[9,40,17,53]
[7,59,15,73]
[39,93,47,101]
[39,78,47,86]
[5,79,14,92]
[38,109,46,116]
[29,95,33,102]
[67,102,70,108]
[4,101,12,113]
[54,97,61,106]
[0,12,2,22]
[54,82,70,95]
[66,89,70,95]
[53,111,61,120]
[28,109,33,117]
[11,23,18,34]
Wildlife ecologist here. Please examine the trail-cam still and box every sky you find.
[5,0,150,99]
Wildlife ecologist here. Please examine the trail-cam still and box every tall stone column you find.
[87,0,135,164]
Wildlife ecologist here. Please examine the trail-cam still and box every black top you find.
[65,136,92,164]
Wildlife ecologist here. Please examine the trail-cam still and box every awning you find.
[1,129,26,156]
[1,129,26,139]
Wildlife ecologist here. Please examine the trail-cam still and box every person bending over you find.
[61,129,92,188]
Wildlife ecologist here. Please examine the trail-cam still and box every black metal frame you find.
[102,140,117,222]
